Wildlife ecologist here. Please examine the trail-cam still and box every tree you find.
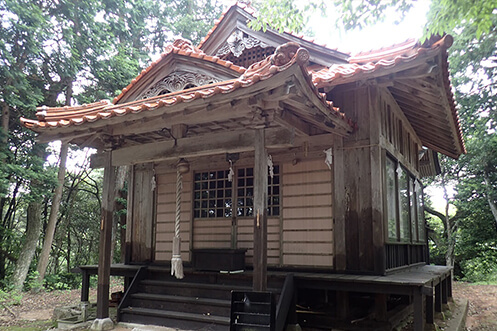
[1,0,225,290]
[250,0,496,41]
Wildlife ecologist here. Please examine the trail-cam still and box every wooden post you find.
[253,128,268,292]
[413,288,425,331]
[435,282,442,312]
[441,277,448,304]
[96,151,116,320]
[336,291,349,319]
[81,270,90,302]
[426,287,434,324]
[374,293,388,321]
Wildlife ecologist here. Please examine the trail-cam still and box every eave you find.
[21,44,354,152]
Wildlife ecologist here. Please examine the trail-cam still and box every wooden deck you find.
[74,264,452,331]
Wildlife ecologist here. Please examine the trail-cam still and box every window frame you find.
[385,154,425,244]
[193,165,280,219]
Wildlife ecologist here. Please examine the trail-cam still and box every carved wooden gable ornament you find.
[114,39,245,104]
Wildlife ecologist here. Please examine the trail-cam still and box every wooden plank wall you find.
[237,217,280,266]
[281,159,334,267]
[154,163,192,262]
[330,85,384,273]
[192,218,231,249]
[130,164,155,262]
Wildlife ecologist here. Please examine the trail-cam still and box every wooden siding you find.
[130,164,155,262]
[152,155,336,269]
[379,87,422,176]
[154,163,192,262]
[281,159,334,267]
[330,85,385,273]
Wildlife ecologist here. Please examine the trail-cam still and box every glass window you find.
[398,167,410,241]
[194,166,280,219]
[409,177,418,242]
[416,180,425,241]
[386,157,397,240]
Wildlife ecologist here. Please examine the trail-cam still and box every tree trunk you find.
[36,143,68,284]
[11,202,43,291]
[483,169,497,232]
[1,102,9,142]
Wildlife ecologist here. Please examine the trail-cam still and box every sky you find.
[306,1,431,54]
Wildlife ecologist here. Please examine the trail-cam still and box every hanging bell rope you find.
[267,153,274,179]
[171,158,189,279]
[324,148,333,170]
[228,160,234,182]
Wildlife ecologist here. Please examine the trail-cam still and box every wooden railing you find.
[386,244,427,270]
[275,274,294,331]
[117,266,148,321]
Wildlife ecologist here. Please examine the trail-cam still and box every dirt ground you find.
[0,281,495,330]
[452,282,497,331]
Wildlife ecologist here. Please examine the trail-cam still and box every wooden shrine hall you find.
[22,3,465,331]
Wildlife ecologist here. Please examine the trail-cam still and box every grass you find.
[0,320,55,331]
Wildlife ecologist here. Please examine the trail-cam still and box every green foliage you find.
[43,272,81,291]
[458,246,497,283]
[23,271,42,292]
[0,289,22,306]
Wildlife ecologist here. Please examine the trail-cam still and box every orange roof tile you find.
[21,43,353,132]
[311,34,465,155]
[112,38,246,104]
[312,35,454,87]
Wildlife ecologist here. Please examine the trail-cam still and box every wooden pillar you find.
[441,277,448,304]
[374,293,388,321]
[81,270,90,302]
[336,291,349,319]
[413,288,425,331]
[447,272,453,298]
[253,128,268,292]
[124,165,134,265]
[96,151,116,319]
[426,287,434,324]
[434,282,442,312]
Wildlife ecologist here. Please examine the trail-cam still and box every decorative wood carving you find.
[216,30,268,57]
[139,71,220,99]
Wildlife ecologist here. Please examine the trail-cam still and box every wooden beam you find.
[96,151,115,319]
[105,127,294,167]
[171,123,188,139]
[275,109,313,136]
[253,128,268,292]
[111,101,253,137]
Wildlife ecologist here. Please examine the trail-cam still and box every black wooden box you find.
[191,248,247,271]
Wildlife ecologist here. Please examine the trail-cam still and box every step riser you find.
[120,313,228,330]
[146,272,284,289]
[129,298,231,316]
[139,284,237,300]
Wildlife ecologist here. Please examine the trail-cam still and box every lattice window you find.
[224,46,276,68]
[193,170,233,218]
[193,166,280,219]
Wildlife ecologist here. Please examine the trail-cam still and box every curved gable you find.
[114,39,245,104]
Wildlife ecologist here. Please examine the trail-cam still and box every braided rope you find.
[171,168,184,279]
[175,169,182,237]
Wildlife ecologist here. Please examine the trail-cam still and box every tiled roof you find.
[21,42,352,132]
[198,2,349,57]
[312,35,454,87]
[197,2,255,49]
[112,39,246,104]
[311,34,465,156]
